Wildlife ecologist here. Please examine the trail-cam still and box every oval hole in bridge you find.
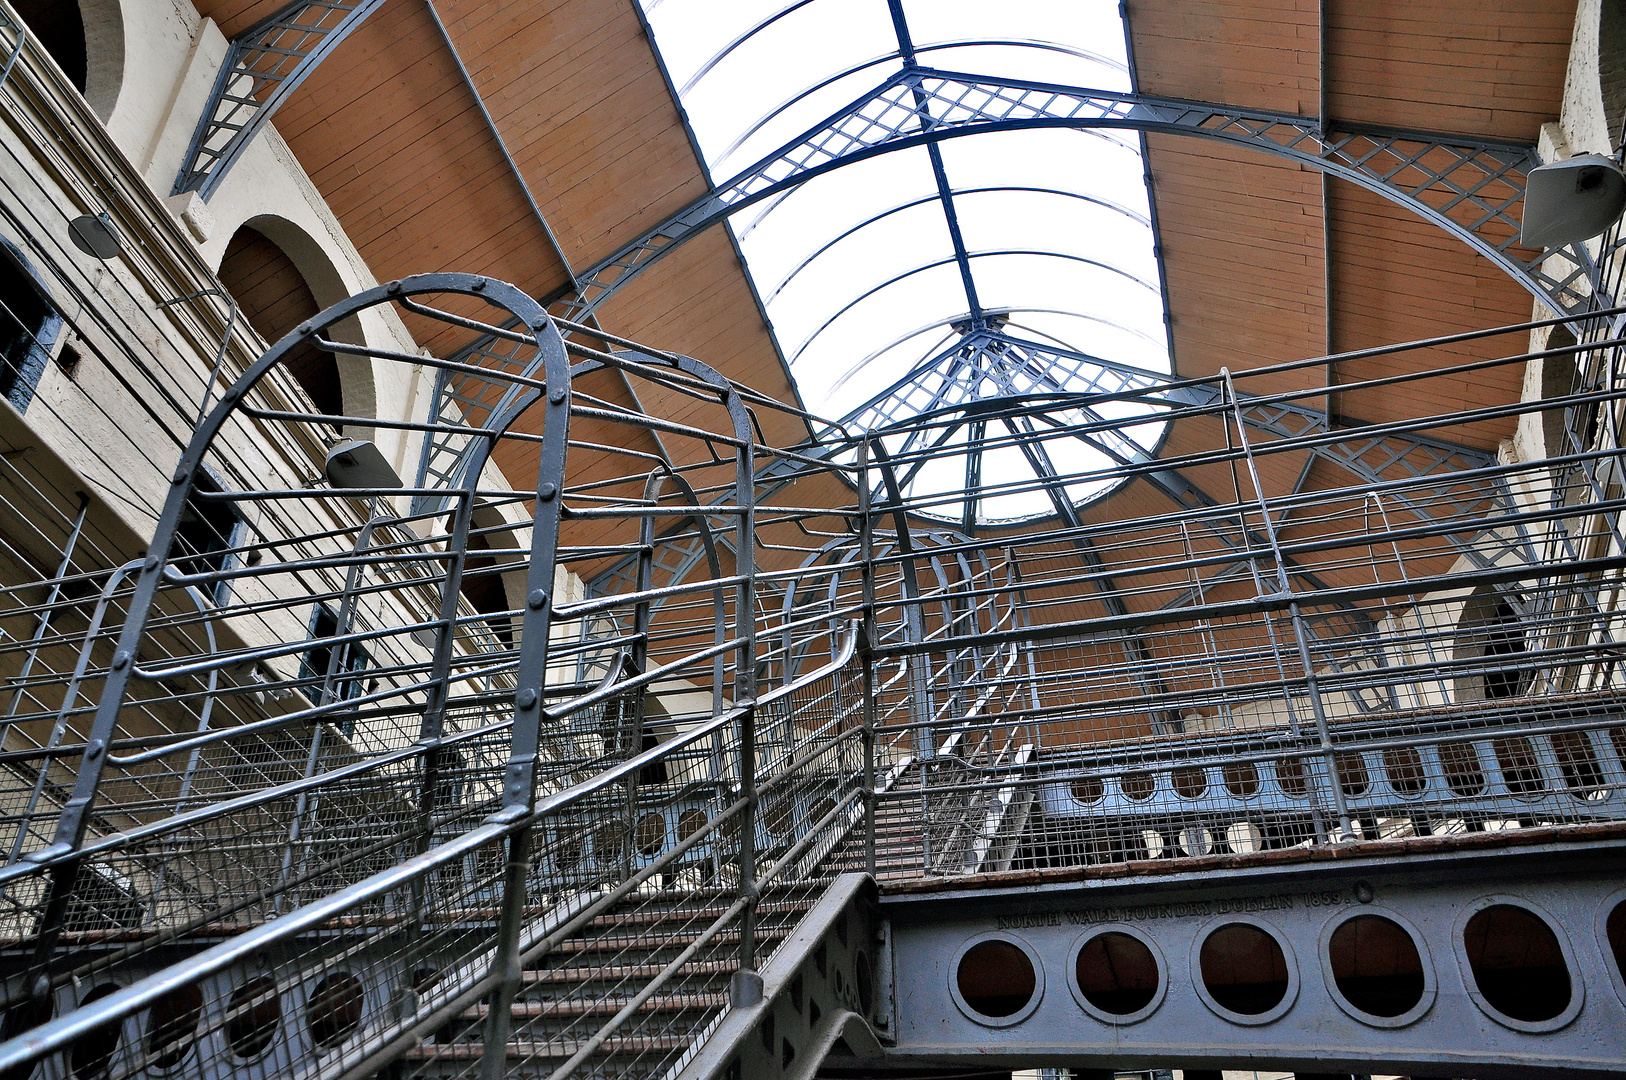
[1075,932,1158,1015]
[1172,768,1207,799]
[1334,753,1370,797]
[1438,742,1485,796]
[1550,731,1605,800]
[1328,915,1425,1018]
[144,982,203,1072]
[1198,923,1290,1016]
[1463,905,1571,1023]
[764,797,794,837]
[1223,762,1259,797]
[1608,900,1626,983]
[1070,776,1104,804]
[1493,737,1546,798]
[678,808,708,842]
[1121,773,1155,801]
[1381,748,1427,796]
[68,983,122,1080]
[956,940,1036,1018]
[854,950,873,1016]
[306,972,365,1048]
[226,976,281,1060]
[1273,758,1308,798]
[636,813,666,856]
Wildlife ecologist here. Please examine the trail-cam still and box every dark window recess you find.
[460,529,513,645]
[168,473,243,601]
[11,0,86,92]
[0,242,61,412]
[1484,598,1531,699]
[53,338,80,378]
[217,226,343,419]
[300,605,371,730]
[53,864,144,932]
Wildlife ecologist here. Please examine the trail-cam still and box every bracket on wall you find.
[173,0,387,200]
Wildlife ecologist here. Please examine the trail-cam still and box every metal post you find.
[1222,369,1355,840]
[0,490,89,739]
[278,509,383,910]
[858,440,878,879]
[624,473,660,882]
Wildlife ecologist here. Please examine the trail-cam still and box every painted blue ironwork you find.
[172,0,387,199]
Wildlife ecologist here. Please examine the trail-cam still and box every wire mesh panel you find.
[836,310,1626,883]
[0,270,885,1080]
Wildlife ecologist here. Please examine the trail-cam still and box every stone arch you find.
[10,0,122,121]
[1453,586,1534,703]
[77,0,123,121]
[214,215,375,432]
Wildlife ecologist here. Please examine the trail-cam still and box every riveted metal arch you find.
[25,274,567,1004]
[563,67,1584,320]
[45,273,561,842]
[173,0,388,199]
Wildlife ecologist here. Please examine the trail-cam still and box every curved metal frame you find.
[760,185,1152,305]
[787,248,1161,366]
[21,274,573,1014]
[560,67,1582,323]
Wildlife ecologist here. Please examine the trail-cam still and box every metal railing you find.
[0,266,1620,1080]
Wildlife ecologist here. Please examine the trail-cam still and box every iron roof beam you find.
[556,68,1591,322]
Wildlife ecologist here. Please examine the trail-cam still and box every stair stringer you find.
[673,873,887,1080]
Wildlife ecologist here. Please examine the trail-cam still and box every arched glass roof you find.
[640,0,1171,525]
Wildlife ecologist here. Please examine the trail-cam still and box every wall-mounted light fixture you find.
[1520,153,1626,250]
[325,437,401,490]
[67,212,122,260]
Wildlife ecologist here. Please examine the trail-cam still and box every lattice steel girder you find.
[561,67,1590,320]
[173,0,386,199]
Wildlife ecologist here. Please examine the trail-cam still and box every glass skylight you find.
[639,0,1172,525]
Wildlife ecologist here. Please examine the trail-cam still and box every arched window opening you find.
[0,240,61,413]
[217,226,343,422]
[1454,589,1535,703]
[11,0,87,93]
[461,527,513,647]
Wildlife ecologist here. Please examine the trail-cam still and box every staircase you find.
[403,888,821,1079]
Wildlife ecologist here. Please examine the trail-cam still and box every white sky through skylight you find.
[639,0,1172,524]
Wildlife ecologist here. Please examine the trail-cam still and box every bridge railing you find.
[848,307,1626,880]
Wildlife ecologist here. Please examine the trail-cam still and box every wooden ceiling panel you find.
[1128,0,1319,114]
[596,229,809,449]
[435,0,712,272]
[1325,179,1530,450]
[1144,136,1327,392]
[260,1,573,305]
[1326,0,1575,140]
